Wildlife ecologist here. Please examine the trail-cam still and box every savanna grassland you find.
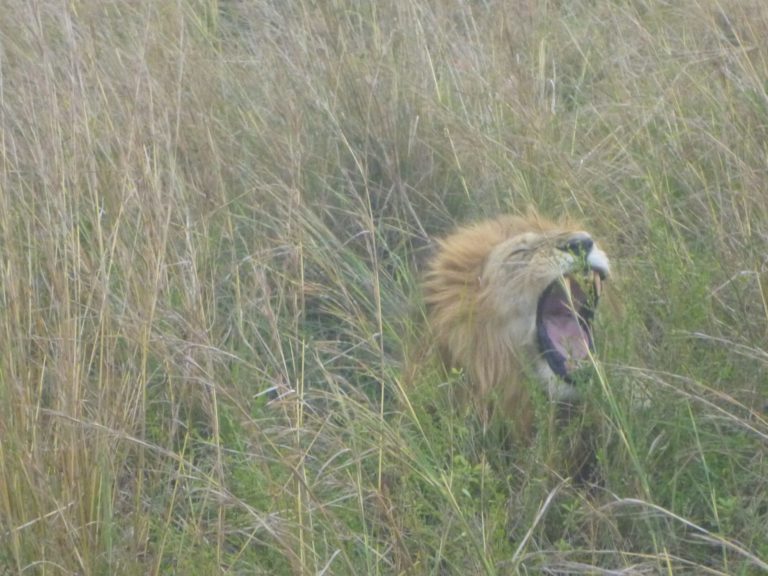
[1,1,767,574]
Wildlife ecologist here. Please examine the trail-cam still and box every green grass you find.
[1,0,767,574]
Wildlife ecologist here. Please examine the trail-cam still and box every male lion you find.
[423,214,610,440]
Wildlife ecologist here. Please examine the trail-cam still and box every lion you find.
[422,214,610,441]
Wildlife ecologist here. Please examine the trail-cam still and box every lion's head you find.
[423,215,609,426]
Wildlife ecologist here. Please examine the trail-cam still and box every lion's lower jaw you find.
[536,362,580,402]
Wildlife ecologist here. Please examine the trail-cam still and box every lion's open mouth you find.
[536,272,602,382]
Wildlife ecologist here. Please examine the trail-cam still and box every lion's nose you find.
[559,236,594,255]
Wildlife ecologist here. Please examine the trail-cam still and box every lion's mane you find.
[423,215,609,437]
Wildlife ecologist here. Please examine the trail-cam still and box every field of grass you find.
[1,0,767,574]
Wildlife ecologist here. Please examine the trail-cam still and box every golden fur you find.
[423,214,609,438]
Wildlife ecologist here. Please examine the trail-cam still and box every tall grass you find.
[1,0,767,573]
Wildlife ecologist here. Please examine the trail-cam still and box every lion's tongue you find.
[543,313,590,368]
